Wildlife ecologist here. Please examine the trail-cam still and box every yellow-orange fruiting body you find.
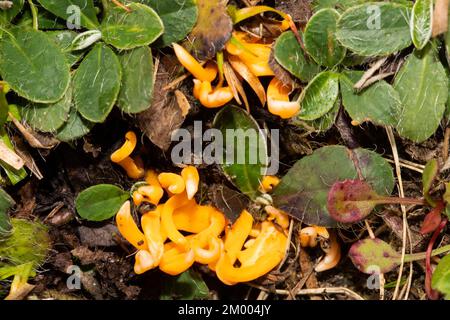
[116,201,147,250]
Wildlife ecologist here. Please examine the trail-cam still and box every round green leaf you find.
[117,46,154,114]
[37,0,99,29]
[432,254,450,300]
[272,146,395,227]
[75,184,130,221]
[297,71,339,121]
[45,30,82,66]
[273,31,321,82]
[0,28,70,103]
[394,47,448,142]
[411,0,433,50]
[340,71,402,126]
[74,43,121,123]
[304,8,346,67]
[101,3,164,50]
[144,0,198,48]
[56,108,94,142]
[213,105,268,200]
[336,2,412,56]
[21,86,72,133]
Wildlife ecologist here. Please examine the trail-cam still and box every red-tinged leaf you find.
[349,238,401,274]
[327,179,380,223]
[420,201,444,234]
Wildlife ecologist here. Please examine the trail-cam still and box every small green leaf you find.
[273,31,321,82]
[75,184,129,221]
[0,0,24,25]
[55,108,94,142]
[336,2,412,56]
[20,86,72,133]
[410,0,433,50]
[144,0,198,48]
[186,0,233,60]
[340,71,402,127]
[349,238,401,274]
[73,43,121,123]
[0,187,14,239]
[272,146,394,227]
[312,0,366,13]
[422,159,438,206]
[297,71,339,121]
[432,254,450,300]
[45,30,82,66]
[117,46,154,114]
[101,3,164,50]
[394,47,448,142]
[160,269,209,300]
[213,105,268,200]
[0,28,70,103]
[36,0,99,29]
[304,9,346,67]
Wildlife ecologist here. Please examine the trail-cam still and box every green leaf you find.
[73,43,121,123]
[0,0,24,25]
[100,3,164,50]
[273,31,321,82]
[349,238,401,274]
[422,159,438,206]
[410,0,433,50]
[297,71,339,121]
[144,0,198,48]
[394,47,448,142]
[0,187,14,239]
[20,86,72,133]
[36,0,99,29]
[340,70,402,127]
[0,28,70,103]
[75,184,129,222]
[213,105,268,200]
[304,99,339,132]
[160,269,209,300]
[432,254,450,300]
[336,2,412,56]
[0,219,50,266]
[45,30,82,66]
[55,108,93,142]
[272,146,394,227]
[186,0,233,60]
[304,9,346,67]
[117,46,154,114]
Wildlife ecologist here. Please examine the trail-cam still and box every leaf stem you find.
[376,196,426,206]
[404,241,450,262]
[27,0,38,31]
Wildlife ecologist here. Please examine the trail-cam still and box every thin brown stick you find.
[275,287,365,300]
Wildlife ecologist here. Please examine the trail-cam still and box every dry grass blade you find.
[224,61,251,111]
[8,113,58,149]
[275,287,365,300]
[174,90,191,117]
[228,55,267,106]
[354,57,388,90]
[386,127,413,300]
[0,139,24,170]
